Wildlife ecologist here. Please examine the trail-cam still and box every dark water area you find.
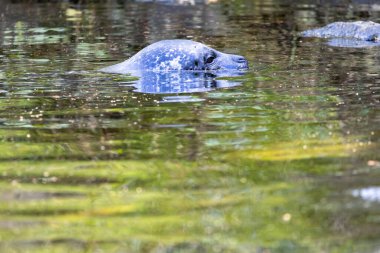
[0,0,379,252]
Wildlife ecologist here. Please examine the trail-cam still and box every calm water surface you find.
[0,0,379,252]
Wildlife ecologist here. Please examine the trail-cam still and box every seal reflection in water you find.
[100,40,248,94]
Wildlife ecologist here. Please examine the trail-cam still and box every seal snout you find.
[232,55,249,70]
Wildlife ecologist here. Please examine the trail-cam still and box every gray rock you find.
[301,21,380,47]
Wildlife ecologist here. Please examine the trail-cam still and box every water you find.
[0,0,379,252]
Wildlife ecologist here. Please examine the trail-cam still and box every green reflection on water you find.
[0,156,378,253]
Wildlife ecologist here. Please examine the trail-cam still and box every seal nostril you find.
[234,56,247,63]
[232,55,248,70]
[233,55,248,63]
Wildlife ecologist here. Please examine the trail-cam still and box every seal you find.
[301,21,380,47]
[99,39,249,74]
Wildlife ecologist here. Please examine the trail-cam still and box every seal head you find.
[100,40,248,73]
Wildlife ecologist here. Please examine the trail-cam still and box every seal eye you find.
[205,56,215,64]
